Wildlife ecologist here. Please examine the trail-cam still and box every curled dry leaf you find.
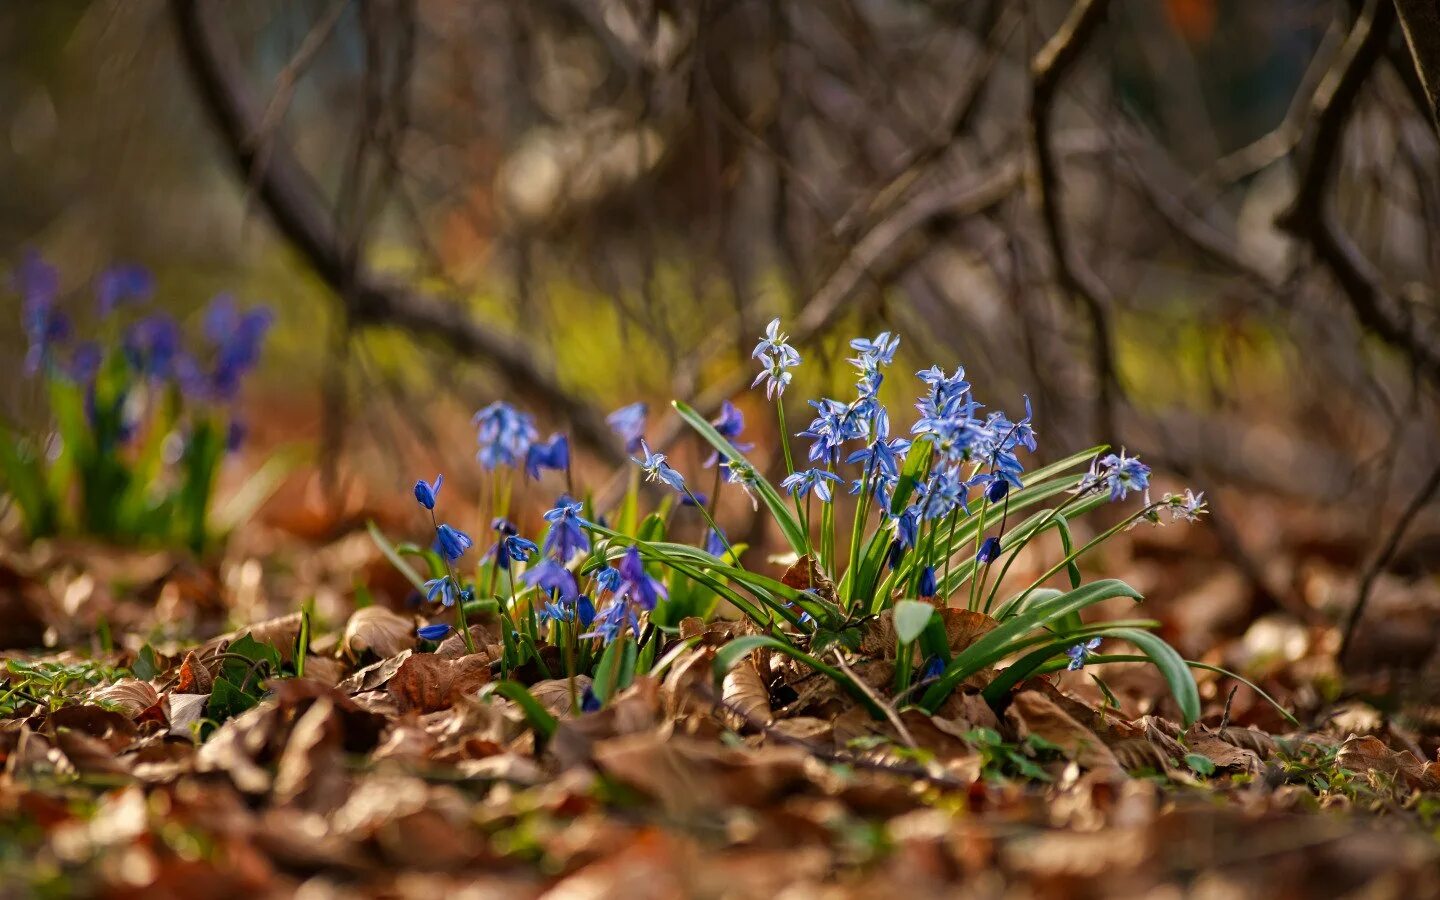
[388,653,491,714]
[88,678,160,719]
[530,676,593,718]
[338,649,413,694]
[721,660,773,729]
[342,606,416,662]
[781,554,837,605]
[1336,735,1436,790]
[1009,691,1126,780]
[165,693,210,738]
[175,651,213,694]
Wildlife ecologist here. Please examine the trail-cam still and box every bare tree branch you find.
[1393,0,1440,139]
[168,0,624,465]
[1030,0,1123,442]
[1277,0,1440,385]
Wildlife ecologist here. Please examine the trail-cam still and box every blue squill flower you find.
[473,401,537,470]
[95,264,154,317]
[123,315,181,381]
[492,534,538,570]
[705,400,754,467]
[704,527,728,558]
[985,477,1009,504]
[417,623,452,641]
[525,433,569,480]
[542,500,591,560]
[1080,451,1151,502]
[848,331,900,371]
[435,524,473,560]
[583,598,640,643]
[576,595,596,629]
[521,557,578,599]
[921,656,945,680]
[634,440,686,492]
[606,402,647,452]
[918,565,937,599]
[493,517,518,537]
[414,474,443,510]
[751,318,802,400]
[918,468,969,520]
[976,536,1002,564]
[1165,489,1207,523]
[581,686,602,712]
[594,566,622,594]
[1066,637,1102,671]
[205,297,273,399]
[895,505,921,549]
[780,468,842,503]
[425,576,460,607]
[67,342,103,384]
[616,546,666,610]
[16,252,68,374]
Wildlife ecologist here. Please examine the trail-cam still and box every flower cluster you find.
[473,402,538,470]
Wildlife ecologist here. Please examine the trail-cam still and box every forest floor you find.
[3,473,1440,899]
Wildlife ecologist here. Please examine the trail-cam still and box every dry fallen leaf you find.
[89,678,160,719]
[388,652,491,714]
[342,606,417,662]
[175,651,213,694]
[721,659,773,729]
[1009,691,1126,780]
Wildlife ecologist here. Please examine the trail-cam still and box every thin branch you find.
[1029,0,1122,441]
[168,0,623,465]
[1340,456,1440,662]
[1276,0,1440,385]
[1393,0,1440,139]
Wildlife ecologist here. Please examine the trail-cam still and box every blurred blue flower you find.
[921,656,945,681]
[780,467,842,502]
[95,264,154,317]
[581,686,602,712]
[525,433,570,480]
[634,440,686,492]
[1165,489,1207,523]
[705,400,754,467]
[435,524,473,560]
[542,500,591,560]
[122,315,181,381]
[492,534,538,570]
[704,527,728,558]
[521,557,579,599]
[205,297,273,399]
[473,401,537,469]
[414,474,443,510]
[493,517,518,537]
[606,402,647,452]
[583,597,640,643]
[1066,637,1102,671]
[16,251,66,375]
[66,341,103,384]
[425,576,460,607]
[417,623,452,641]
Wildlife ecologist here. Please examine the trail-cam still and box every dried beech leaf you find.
[721,660,773,728]
[388,653,491,714]
[937,608,998,654]
[530,677,593,718]
[1009,691,1125,779]
[342,606,417,662]
[272,697,348,813]
[89,678,160,719]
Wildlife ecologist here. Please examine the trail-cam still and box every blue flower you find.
[594,566,622,594]
[542,500,592,560]
[226,419,247,453]
[425,576,460,607]
[918,468,970,519]
[1081,451,1151,502]
[1066,637,1102,671]
[704,527,728,558]
[895,505,921,549]
[606,402,647,452]
[67,341,103,384]
[848,331,900,371]
[576,594,596,629]
[583,598,640,643]
[123,314,181,381]
[985,477,1009,504]
[976,536,1002,564]
[886,538,905,571]
[634,440,686,492]
[705,400,754,467]
[521,557,579,599]
[921,656,945,681]
[780,468,842,502]
[751,318,802,399]
[493,517,519,537]
[492,534,538,570]
[414,474,443,510]
[204,296,273,399]
[918,565,937,599]
[525,433,570,480]
[473,401,538,470]
[799,398,870,464]
[616,546,666,610]
[1165,489,1207,523]
[95,263,154,317]
[581,686,602,712]
[435,524,474,560]
[417,623,452,641]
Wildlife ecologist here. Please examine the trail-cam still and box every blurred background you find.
[3,0,1439,689]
